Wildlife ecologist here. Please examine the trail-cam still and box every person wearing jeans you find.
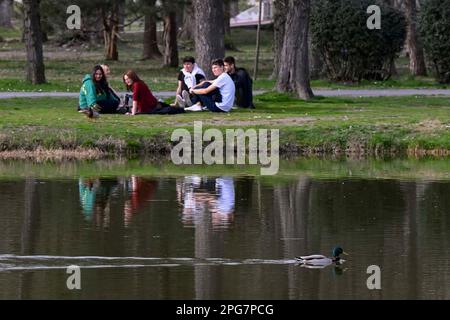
[188,82,223,112]
[186,59,235,113]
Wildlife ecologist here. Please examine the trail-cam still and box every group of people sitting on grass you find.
[77,56,254,118]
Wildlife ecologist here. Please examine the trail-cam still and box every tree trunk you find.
[179,1,195,41]
[163,10,178,67]
[271,0,288,80]
[142,1,162,60]
[405,0,427,76]
[224,0,237,50]
[309,34,324,79]
[118,0,125,32]
[224,0,231,35]
[193,0,225,78]
[0,0,13,28]
[23,0,46,84]
[276,0,313,100]
[253,0,263,80]
[102,1,120,61]
[229,0,239,18]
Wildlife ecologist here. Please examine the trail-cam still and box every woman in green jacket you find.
[78,65,120,118]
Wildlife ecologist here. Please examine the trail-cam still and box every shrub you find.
[419,0,450,84]
[310,0,406,82]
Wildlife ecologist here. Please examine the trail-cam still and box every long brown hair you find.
[92,65,109,95]
[123,70,142,91]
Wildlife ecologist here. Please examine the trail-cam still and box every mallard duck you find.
[296,247,348,268]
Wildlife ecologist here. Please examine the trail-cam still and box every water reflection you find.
[177,176,235,229]
[0,168,450,299]
[123,176,158,226]
[78,176,158,228]
[78,178,116,228]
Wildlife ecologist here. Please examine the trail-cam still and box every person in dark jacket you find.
[224,56,255,109]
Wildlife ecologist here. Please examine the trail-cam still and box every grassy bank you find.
[0,93,448,158]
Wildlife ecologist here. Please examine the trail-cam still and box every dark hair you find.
[224,56,235,65]
[211,59,224,67]
[92,65,109,95]
[123,70,142,91]
[183,56,195,64]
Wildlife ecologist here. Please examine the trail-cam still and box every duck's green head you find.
[332,247,346,257]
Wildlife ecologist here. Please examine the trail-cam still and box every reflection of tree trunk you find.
[0,0,13,28]
[405,0,427,76]
[162,10,178,67]
[22,178,41,255]
[274,177,313,299]
[142,0,162,59]
[19,178,41,299]
[401,182,420,299]
[195,207,224,299]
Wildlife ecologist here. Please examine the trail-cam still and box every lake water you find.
[0,158,449,299]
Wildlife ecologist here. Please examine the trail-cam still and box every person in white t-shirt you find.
[181,59,235,112]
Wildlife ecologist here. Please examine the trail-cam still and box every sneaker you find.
[78,108,92,118]
[185,102,203,112]
[92,104,102,113]
[79,107,99,118]
[182,90,193,107]
[91,109,100,118]
[116,105,129,114]
[175,94,186,108]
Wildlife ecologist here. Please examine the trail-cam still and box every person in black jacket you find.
[224,56,255,109]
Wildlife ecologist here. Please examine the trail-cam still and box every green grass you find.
[311,77,449,89]
[0,94,449,156]
[0,26,21,39]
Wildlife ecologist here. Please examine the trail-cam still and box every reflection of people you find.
[212,177,235,225]
[124,176,158,225]
[79,178,99,219]
[176,176,235,228]
[78,178,118,227]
